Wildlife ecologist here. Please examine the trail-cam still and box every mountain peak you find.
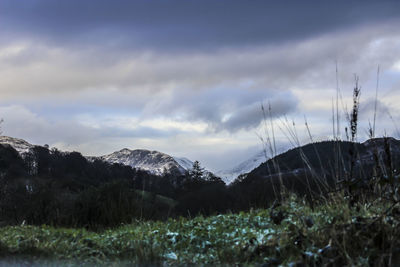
[0,135,210,179]
[0,136,34,154]
[217,151,267,184]
[99,148,193,176]
[118,148,134,154]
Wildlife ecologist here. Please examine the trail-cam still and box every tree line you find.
[0,144,276,229]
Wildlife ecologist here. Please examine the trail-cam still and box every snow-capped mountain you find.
[0,136,34,154]
[217,151,267,184]
[98,148,195,176]
[0,136,201,177]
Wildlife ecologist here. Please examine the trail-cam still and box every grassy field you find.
[1,194,399,266]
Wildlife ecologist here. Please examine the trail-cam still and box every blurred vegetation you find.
[0,194,399,266]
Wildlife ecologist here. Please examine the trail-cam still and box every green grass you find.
[0,194,399,266]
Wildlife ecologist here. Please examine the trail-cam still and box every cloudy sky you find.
[1,0,400,171]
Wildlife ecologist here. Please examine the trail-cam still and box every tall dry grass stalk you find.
[258,66,400,210]
[372,65,380,138]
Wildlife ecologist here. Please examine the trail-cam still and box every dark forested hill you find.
[232,138,400,204]
[248,137,400,178]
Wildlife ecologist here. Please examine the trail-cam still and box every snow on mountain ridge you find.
[0,136,34,154]
[217,151,267,184]
[0,136,264,182]
[173,156,194,170]
[0,136,201,177]
[99,148,189,176]
[0,136,264,183]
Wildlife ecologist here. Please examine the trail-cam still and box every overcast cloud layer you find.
[1,1,400,171]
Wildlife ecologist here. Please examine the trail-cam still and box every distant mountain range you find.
[0,135,266,183]
[94,148,194,176]
[0,136,197,176]
[3,135,398,187]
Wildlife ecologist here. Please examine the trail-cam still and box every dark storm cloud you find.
[1,0,400,51]
[220,98,297,132]
[359,98,390,120]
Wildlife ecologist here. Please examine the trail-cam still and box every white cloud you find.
[392,61,400,72]
[0,105,98,146]
[139,118,208,133]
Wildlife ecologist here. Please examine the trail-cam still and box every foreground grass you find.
[1,195,399,266]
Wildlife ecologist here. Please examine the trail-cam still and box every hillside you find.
[243,138,400,184]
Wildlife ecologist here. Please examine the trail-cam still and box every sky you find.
[1,0,400,171]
